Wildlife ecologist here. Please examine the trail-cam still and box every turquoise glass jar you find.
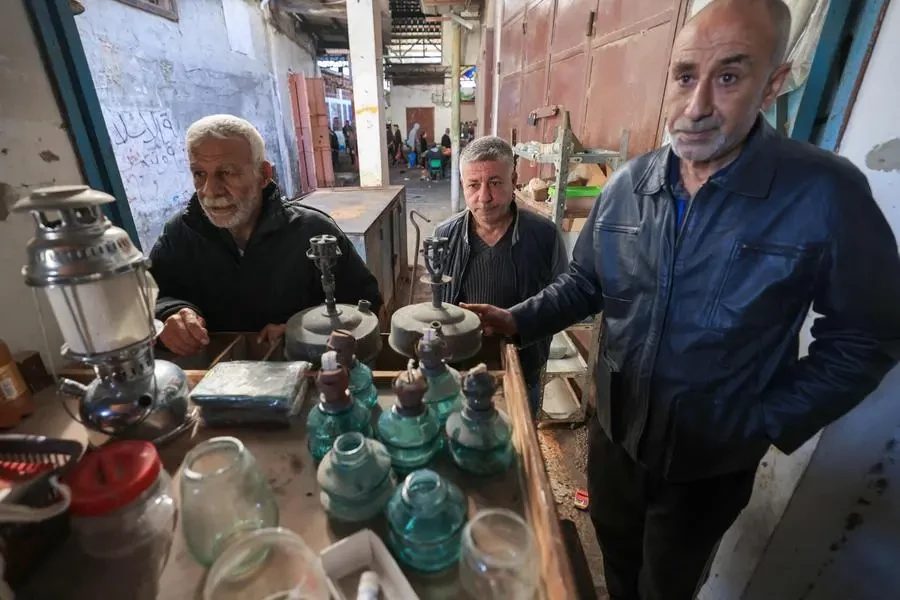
[416,324,463,426]
[446,364,514,475]
[306,350,372,462]
[317,432,396,522]
[328,329,378,409]
[385,468,467,573]
[376,366,441,475]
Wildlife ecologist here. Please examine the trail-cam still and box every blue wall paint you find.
[791,0,855,143]
[818,0,892,151]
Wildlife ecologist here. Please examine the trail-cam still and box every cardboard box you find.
[320,530,419,600]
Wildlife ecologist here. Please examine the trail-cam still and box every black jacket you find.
[149,182,382,331]
[511,118,900,481]
[436,203,568,385]
[441,134,452,149]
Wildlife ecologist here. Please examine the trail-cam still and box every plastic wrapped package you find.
[189,361,311,427]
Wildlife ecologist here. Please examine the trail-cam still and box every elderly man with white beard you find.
[149,114,381,356]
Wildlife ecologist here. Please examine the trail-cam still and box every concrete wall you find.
[387,84,451,142]
[75,0,317,251]
[0,0,71,362]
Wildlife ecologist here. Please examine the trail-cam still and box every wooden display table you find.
[16,334,577,599]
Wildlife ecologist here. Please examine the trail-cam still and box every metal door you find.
[406,107,435,146]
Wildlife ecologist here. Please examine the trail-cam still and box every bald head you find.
[664,0,792,166]
[691,0,791,66]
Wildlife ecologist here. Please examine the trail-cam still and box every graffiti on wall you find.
[106,108,193,251]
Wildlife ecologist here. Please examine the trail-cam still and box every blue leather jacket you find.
[511,118,900,481]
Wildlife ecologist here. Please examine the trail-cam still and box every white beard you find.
[200,195,255,229]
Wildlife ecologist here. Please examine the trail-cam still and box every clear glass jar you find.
[385,468,467,573]
[317,432,396,522]
[459,509,539,599]
[66,441,176,580]
[203,527,331,600]
[180,436,279,567]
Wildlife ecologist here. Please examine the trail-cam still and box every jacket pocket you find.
[595,221,640,302]
[706,240,821,331]
[665,392,770,482]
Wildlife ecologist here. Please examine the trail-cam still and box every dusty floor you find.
[389,164,609,598]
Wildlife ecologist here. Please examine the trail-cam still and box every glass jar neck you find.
[182,436,246,483]
[401,470,447,510]
[332,433,369,467]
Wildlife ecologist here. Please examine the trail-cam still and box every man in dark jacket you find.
[150,114,381,356]
[436,136,567,415]
[464,1,900,598]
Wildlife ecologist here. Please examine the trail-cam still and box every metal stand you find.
[512,109,629,426]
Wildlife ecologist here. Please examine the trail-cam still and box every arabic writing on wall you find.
[107,108,192,251]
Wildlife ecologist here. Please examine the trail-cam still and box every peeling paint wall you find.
[74,0,317,251]
[0,0,71,362]
[737,2,900,599]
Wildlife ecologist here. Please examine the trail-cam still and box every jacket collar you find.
[461,200,521,246]
[184,180,287,246]
[635,116,778,199]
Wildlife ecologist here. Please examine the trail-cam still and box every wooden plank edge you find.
[502,344,579,600]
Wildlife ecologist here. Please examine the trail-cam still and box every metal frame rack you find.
[512,109,629,426]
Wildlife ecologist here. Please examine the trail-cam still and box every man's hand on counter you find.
[461,303,518,337]
[257,323,287,345]
[160,308,210,356]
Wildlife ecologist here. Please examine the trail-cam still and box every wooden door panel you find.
[551,0,598,55]
[524,0,553,70]
[499,15,525,78]
[517,66,548,181]
[547,51,589,139]
[594,0,678,38]
[497,75,522,142]
[582,21,673,154]
[406,107,435,145]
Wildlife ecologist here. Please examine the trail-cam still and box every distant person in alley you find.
[463,0,900,598]
[150,114,381,355]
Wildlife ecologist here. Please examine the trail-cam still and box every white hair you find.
[185,114,266,164]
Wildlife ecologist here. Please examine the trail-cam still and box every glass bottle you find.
[459,508,539,600]
[180,436,279,567]
[376,364,441,475]
[385,468,467,573]
[328,328,378,409]
[317,432,397,522]
[446,364,514,476]
[416,323,463,426]
[203,527,331,600]
[306,350,373,462]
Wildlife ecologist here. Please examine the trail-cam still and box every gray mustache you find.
[673,118,722,133]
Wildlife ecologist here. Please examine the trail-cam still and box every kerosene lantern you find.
[389,237,482,361]
[13,185,194,445]
[284,234,382,365]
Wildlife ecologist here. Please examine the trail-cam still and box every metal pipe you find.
[450,21,462,213]
[408,210,432,305]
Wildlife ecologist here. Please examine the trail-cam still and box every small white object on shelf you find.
[320,529,419,600]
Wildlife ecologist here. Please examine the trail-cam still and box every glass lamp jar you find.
[203,527,331,600]
[459,509,539,600]
[416,324,463,426]
[376,367,441,475]
[446,365,514,476]
[317,432,396,522]
[385,468,467,573]
[180,436,279,567]
[328,329,378,409]
[307,351,373,462]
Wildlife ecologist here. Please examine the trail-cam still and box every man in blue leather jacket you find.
[464,0,900,597]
